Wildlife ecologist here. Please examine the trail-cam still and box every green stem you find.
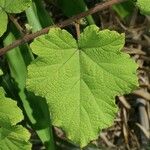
[4,33,26,91]
[25,2,42,32]
[86,14,95,25]
[77,0,95,25]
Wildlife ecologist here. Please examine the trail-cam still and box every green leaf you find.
[0,87,31,149]
[0,0,31,36]
[0,69,3,75]
[27,25,138,147]
[136,0,150,15]
[0,125,31,150]
[0,8,7,37]
[0,88,22,125]
[0,0,32,13]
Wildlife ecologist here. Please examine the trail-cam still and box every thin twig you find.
[74,20,81,39]
[9,15,25,36]
[0,0,126,56]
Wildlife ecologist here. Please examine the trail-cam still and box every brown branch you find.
[0,0,126,56]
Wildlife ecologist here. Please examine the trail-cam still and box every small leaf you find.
[27,25,138,147]
[0,88,23,125]
[0,87,31,149]
[136,0,150,15]
[0,69,3,75]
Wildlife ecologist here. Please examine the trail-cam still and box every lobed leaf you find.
[27,25,138,147]
[136,0,150,15]
[0,87,31,149]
